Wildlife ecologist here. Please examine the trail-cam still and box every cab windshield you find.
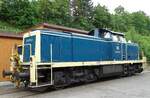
[112,34,126,43]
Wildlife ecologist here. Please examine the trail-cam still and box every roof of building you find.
[21,23,89,34]
[0,23,89,39]
[0,32,22,39]
[0,23,125,40]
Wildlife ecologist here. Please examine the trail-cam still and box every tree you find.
[34,0,52,22]
[114,5,125,15]
[71,0,93,18]
[131,11,150,35]
[92,4,111,28]
[0,0,36,28]
[35,0,71,26]
[69,0,93,30]
[111,6,132,32]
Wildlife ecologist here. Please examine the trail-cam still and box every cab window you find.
[119,36,126,43]
[112,35,118,41]
[17,46,22,55]
[104,32,111,39]
[99,32,111,39]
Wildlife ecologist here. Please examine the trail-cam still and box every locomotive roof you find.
[111,31,125,36]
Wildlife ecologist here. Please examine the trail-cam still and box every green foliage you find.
[73,0,93,19]
[131,11,150,35]
[126,28,150,60]
[92,4,111,28]
[0,0,36,28]
[34,0,71,26]
[0,21,22,33]
[70,0,94,30]
[110,6,133,32]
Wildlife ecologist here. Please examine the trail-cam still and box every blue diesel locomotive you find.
[3,28,144,88]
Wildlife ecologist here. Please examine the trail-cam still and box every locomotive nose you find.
[2,70,12,78]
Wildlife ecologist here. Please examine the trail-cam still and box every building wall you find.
[0,37,22,81]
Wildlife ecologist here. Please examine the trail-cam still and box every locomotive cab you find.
[89,28,126,43]
[17,45,23,62]
[89,28,112,39]
[111,31,126,43]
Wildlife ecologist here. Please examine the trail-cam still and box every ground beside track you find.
[1,71,150,98]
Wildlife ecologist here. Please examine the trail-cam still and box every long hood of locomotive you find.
[23,30,139,63]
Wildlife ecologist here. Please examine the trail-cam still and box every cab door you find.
[23,36,36,62]
[23,44,31,62]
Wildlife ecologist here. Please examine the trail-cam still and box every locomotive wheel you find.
[53,71,71,89]
[127,65,135,76]
[84,69,97,83]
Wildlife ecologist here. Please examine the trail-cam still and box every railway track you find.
[0,89,44,98]
[0,87,30,95]
[0,85,47,98]
[0,72,149,98]
[0,86,53,98]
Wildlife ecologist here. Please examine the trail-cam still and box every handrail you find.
[50,44,53,85]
